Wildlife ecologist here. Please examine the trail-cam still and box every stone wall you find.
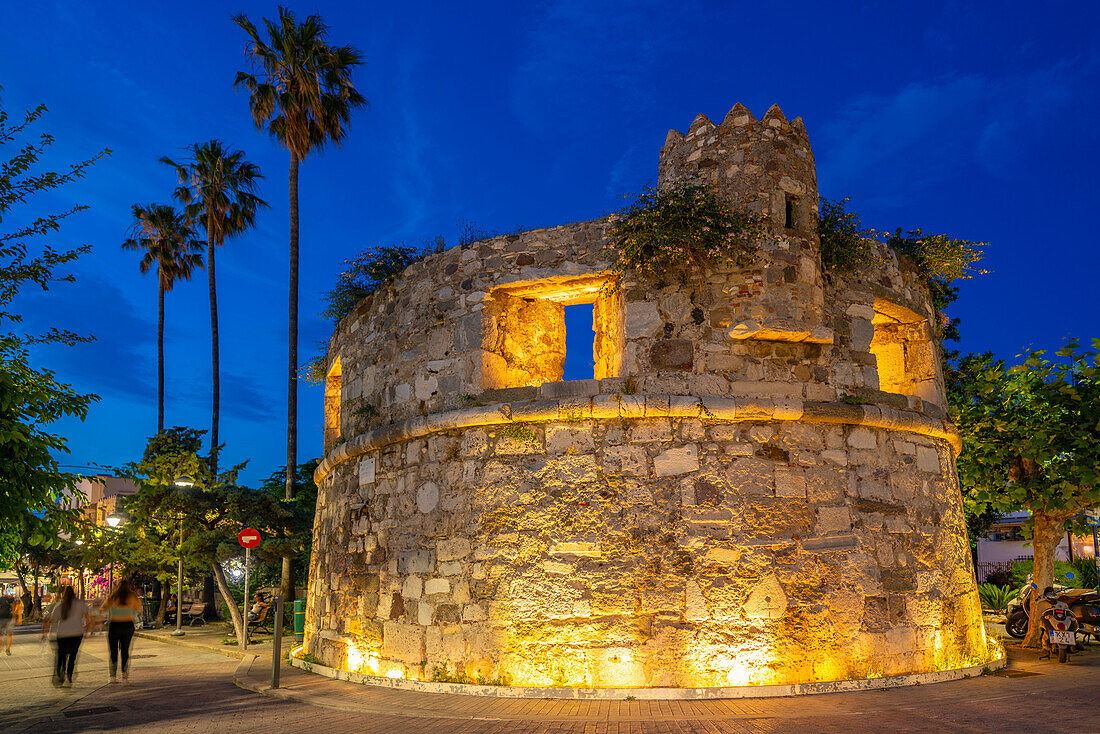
[305,102,989,690]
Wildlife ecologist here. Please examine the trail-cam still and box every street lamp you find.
[104,511,127,591]
[171,475,193,637]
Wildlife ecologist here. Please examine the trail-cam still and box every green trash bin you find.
[294,598,306,645]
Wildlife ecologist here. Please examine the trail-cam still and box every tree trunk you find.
[208,219,220,479]
[157,276,165,434]
[31,561,42,620]
[77,568,85,599]
[281,152,300,621]
[210,561,245,647]
[1025,510,1069,647]
[157,578,169,627]
[202,574,217,620]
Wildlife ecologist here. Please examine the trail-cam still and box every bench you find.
[182,602,207,627]
[246,603,272,639]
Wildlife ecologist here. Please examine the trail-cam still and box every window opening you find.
[784,195,795,229]
[868,299,942,405]
[324,358,342,452]
[563,303,596,380]
[481,275,622,389]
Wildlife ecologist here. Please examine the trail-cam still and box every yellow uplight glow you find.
[386,668,404,679]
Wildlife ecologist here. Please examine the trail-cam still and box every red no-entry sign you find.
[238,528,261,549]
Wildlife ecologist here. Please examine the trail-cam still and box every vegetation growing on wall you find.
[605,181,764,289]
[818,197,987,342]
[322,243,428,322]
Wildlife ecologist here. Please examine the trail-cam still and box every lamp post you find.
[171,475,194,637]
[105,511,127,592]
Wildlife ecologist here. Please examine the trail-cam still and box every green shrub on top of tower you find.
[817,197,880,271]
[322,243,428,322]
[605,180,765,289]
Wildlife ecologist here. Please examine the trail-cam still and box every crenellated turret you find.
[658,102,818,239]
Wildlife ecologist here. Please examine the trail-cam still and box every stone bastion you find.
[303,102,991,690]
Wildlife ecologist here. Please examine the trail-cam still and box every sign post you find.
[238,528,261,651]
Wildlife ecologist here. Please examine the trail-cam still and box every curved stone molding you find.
[314,394,960,485]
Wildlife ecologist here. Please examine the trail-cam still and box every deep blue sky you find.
[6,1,1098,486]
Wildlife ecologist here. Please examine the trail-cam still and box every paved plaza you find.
[3,622,1100,733]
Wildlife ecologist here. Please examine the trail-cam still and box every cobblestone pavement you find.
[4,622,1100,733]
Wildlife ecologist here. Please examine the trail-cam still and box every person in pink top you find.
[42,586,92,687]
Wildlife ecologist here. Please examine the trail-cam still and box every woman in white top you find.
[41,586,91,687]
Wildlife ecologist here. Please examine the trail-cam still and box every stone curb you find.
[315,393,961,483]
[280,650,1007,702]
[132,630,268,660]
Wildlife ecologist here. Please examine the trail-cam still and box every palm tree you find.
[122,204,204,434]
[161,141,265,478]
[233,6,367,604]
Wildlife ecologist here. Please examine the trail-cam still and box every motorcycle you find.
[1004,582,1100,641]
[1039,592,1080,663]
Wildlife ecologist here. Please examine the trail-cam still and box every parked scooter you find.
[1038,589,1081,663]
[1004,580,1100,640]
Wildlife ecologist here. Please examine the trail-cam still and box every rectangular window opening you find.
[481,275,623,389]
[324,358,342,453]
[784,195,795,229]
[563,303,596,381]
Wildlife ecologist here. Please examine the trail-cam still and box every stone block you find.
[654,445,699,476]
[402,576,423,600]
[881,566,917,592]
[358,457,376,485]
[624,301,661,337]
[821,449,848,466]
[650,339,694,370]
[684,580,708,621]
[917,446,941,473]
[436,538,472,562]
[815,506,851,534]
[549,542,601,557]
[545,425,596,454]
[540,379,599,399]
[417,482,440,513]
[425,578,450,596]
[417,601,435,626]
[774,467,807,498]
[461,604,487,622]
[847,428,877,449]
[381,621,425,664]
[397,550,434,575]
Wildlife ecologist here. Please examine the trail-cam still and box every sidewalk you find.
[134,623,296,660]
[231,643,1100,726]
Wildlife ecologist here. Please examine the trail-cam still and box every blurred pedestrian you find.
[101,580,142,683]
[41,586,91,687]
[0,590,22,655]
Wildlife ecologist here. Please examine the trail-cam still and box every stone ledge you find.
[282,649,1006,701]
[315,394,961,484]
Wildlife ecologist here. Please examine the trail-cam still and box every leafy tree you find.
[0,95,107,558]
[234,6,367,607]
[950,340,1100,646]
[121,203,203,433]
[161,142,266,476]
[121,430,312,645]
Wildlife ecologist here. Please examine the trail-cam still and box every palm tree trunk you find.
[157,275,165,434]
[207,217,220,479]
[281,151,300,613]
